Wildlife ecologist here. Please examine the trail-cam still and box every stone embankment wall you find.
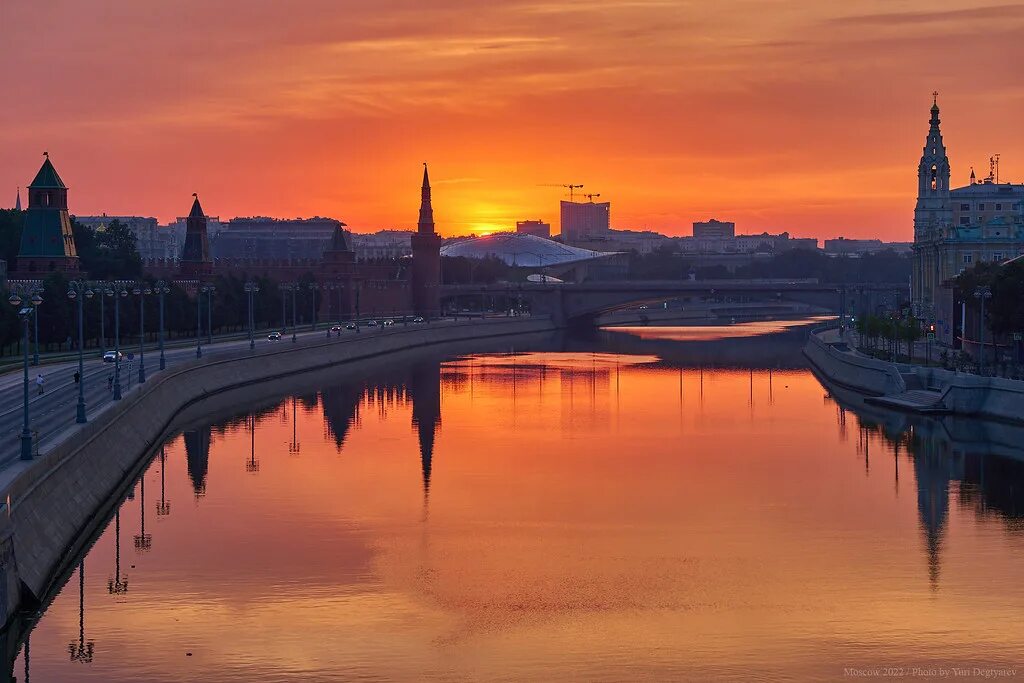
[0,317,557,632]
[805,328,1024,423]
[803,328,906,396]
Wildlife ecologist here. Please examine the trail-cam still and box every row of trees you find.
[955,259,1024,336]
[854,313,923,361]
[626,246,913,283]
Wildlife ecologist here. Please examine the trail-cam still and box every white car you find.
[102,351,123,363]
[383,319,395,327]
[267,332,282,341]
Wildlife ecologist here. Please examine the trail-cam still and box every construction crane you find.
[580,193,601,202]
[538,183,584,201]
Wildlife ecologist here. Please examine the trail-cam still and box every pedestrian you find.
[107,373,114,392]
[73,371,80,384]
[35,374,45,395]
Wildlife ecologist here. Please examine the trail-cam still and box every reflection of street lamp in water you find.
[246,413,260,472]
[68,562,95,664]
[156,446,171,517]
[107,510,128,596]
[134,477,152,552]
[289,397,300,454]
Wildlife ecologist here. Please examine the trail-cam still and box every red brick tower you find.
[179,193,213,277]
[411,164,442,317]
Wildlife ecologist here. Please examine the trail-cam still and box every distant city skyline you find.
[3,1,1022,239]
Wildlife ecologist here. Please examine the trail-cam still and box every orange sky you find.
[2,1,1023,239]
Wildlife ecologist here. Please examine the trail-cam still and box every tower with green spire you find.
[14,153,80,277]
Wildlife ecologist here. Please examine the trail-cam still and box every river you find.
[9,319,1024,681]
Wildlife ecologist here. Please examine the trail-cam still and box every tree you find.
[72,217,143,280]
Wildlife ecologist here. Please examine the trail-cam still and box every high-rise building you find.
[693,219,735,239]
[411,164,442,317]
[516,220,551,239]
[560,200,610,243]
[13,154,80,278]
[911,95,1024,333]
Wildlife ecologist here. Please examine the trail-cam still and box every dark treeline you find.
[956,259,1024,336]
[627,246,913,283]
[0,210,322,355]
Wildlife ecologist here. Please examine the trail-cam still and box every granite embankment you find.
[0,316,557,634]
[804,327,1024,424]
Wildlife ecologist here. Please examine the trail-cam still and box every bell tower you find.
[914,92,952,241]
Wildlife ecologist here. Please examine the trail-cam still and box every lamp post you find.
[290,284,298,343]
[9,292,42,460]
[134,476,152,552]
[974,286,993,375]
[99,291,107,356]
[107,510,128,596]
[355,281,361,334]
[132,285,151,384]
[107,283,128,400]
[154,281,170,370]
[279,284,288,337]
[156,446,171,517]
[244,281,259,350]
[195,283,204,359]
[307,282,319,331]
[323,282,337,337]
[67,281,93,423]
[204,284,215,344]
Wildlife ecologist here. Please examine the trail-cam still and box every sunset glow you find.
[3,1,1023,238]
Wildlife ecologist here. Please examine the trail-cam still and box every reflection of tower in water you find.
[912,437,958,589]
[408,361,441,500]
[184,427,212,498]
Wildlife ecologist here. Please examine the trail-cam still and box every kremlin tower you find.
[411,164,442,318]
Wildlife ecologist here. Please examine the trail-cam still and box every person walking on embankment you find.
[35,374,45,395]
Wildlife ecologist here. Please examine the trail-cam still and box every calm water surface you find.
[11,322,1024,681]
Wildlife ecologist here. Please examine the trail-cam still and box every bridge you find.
[442,279,907,325]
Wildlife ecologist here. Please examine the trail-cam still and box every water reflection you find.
[6,328,1024,681]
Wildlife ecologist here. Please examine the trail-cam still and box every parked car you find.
[267,332,282,341]
[102,351,123,363]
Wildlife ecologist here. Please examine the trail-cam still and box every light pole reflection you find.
[246,413,259,472]
[156,446,171,517]
[134,476,152,552]
[107,510,128,596]
[67,562,94,664]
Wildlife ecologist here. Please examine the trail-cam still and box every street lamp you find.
[134,476,152,552]
[323,282,338,337]
[974,285,993,375]
[307,282,320,331]
[9,291,41,460]
[67,281,93,423]
[156,446,171,517]
[204,284,215,344]
[132,284,151,385]
[244,281,259,350]
[105,283,128,400]
[279,283,291,338]
[290,284,298,342]
[196,283,214,358]
[107,510,128,596]
[154,281,170,370]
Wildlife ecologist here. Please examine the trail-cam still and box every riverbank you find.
[804,327,1024,424]
[0,316,558,635]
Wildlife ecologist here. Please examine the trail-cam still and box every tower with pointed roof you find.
[14,188,21,212]
[13,154,80,278]
[179,193,213,277]
[411,164,442,318]
[914,94,952,243]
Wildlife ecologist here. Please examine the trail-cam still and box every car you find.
[102,351,123,363]
[412,316,424,324]
[267,332,282,341]
[366,319,378,327]
[330,325,342,332]
[383,319,394,327]
[345,323,357,330]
